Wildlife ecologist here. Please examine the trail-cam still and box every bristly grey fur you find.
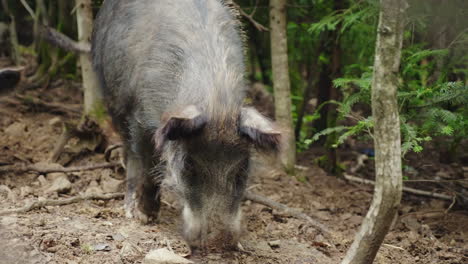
[92,0,279,248]
[92,0,247,132]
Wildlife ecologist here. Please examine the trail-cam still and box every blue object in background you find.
[359,148,375,157]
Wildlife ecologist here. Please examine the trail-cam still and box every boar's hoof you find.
[125,201,158,224]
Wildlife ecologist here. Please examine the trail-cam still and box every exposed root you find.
[0,192,124,216]
[245,191,332,237]
[48,118,105,162]
[104,143,124,162]
[48,126,75,162]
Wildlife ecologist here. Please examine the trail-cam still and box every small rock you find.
[449,239,457,246]
[94,243,112,251]
[45,246,58,253]
[340,213,352,220]
[48,117,62,127]
[268,240,281,248]
[100,170,123,193]
[112,233,126,242]
[349,215,363,226]
[0,185,13,201]
[20,186,32,197]
[47,172,67,181]
[120,241,143,258]
[45,175,72,194]
[143,248,193,264]
[402,216,421,232]
[37,175,48,187]
[4,122,26,137]
[85,180,104,195]
[255,241,272,252]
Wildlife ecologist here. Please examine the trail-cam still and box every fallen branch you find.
[39,25,90,54]
[0,162,121,175]
[0,94,81,116]
[0,192,124,216]
[343,174,453,201]
[231,1,269,31]
[245,191,332,237]
[18,0,90,54]
[347,154,454,201]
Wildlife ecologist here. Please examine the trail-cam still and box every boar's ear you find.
[154,105,207,150]
[239,107,281,150]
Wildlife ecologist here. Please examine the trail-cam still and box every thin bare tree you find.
[341,0,407,263]
[269,0,296,172]
[76,0,103,116]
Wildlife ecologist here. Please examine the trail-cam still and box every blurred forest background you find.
[0,0,467,263]
[1,0,467,171]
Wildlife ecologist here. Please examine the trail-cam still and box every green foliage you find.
[308,2,377,37]
[309,49,467,156]
[296,0,468,160]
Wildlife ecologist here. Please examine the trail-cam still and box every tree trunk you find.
[76,0,103,117]
[294,58,318,139]
[269,0,296,172]
[1,0,20,65]
[341,0,406,263]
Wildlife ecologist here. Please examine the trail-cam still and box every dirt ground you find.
[1,77,467,264]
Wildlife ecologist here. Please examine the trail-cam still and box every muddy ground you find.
[0,76,467,264]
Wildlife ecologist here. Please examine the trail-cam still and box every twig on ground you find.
[0,192,124,216]
[444,195,457,214]
[347,154,454,201]
[343,174,453,201]
[0,95,81,116]
[0,162,121,175]
[382,243,405,251]
[245,191,332,237]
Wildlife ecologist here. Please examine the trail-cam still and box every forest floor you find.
[0,73,467,263]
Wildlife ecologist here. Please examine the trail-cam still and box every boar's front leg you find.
[124,126,161,223]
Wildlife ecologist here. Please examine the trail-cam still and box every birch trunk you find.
[76,0,102,117]
[269,0,296,172]
[341,0,406,263]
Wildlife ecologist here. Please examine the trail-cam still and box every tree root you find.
[0,162,121,175]
[0,193,124,216]
[245,191,332,237]
[48,127,75,162]
[104,143,123,162]
[48,117,105,162]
